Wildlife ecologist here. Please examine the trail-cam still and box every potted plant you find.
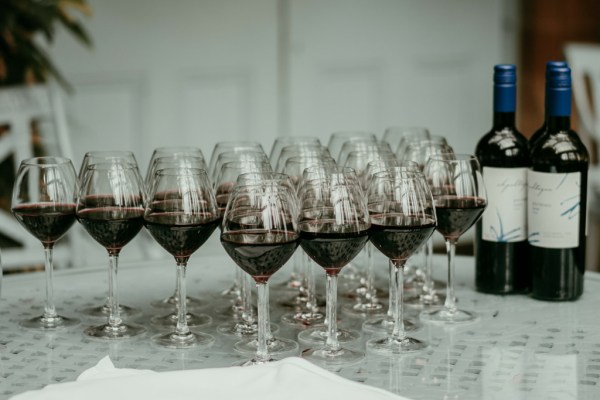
[0,0,92,253]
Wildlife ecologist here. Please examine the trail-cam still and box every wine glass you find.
[327,131,377,163]
[11,157,80,329]
[221,178,300,365]
[421,154,487,324]
[366,169,436,354]
[144,167,219,348]
[211,150,269,185]
[299,167,370,366]
[393,127,431,160]
[269,136,322,166]
[77,151,141,318]
[77,161,147,339]
[145,146,206,178]
[146,155,208,310]
[279,155,336,327]
[208,141,265,182]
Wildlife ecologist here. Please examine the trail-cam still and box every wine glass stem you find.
[304,251,318,312]
[43,247,57,319]
[387,259,395,318]
[175,262,190,336]
[108,253,122,327]
[256,281,270,362]
[423,237,434,294]
[365,242,376,301]
[443,239,458,314]
[325,273,341,352]
[241,272,254,324]
[391,260,406,341]
[171,269,180,302]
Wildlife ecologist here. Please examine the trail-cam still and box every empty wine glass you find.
[327,131,378,163]
[77,161,146,339]
[393,127,431,160]
[269,136,322,166]
[421,154,487,324]
[299,167,370,366]
[208,141,265,182]
[366,169,436,354]
[144,168,219,348]
[221,178,300,365]
[12,157,80,330]
[77,151,141,319]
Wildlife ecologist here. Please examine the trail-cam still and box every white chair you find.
[564,42,600,270]
[564,43,600,146]
[0,84,79,271]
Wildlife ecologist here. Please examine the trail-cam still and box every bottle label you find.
[481,167,527,242]
[527,171,580,248]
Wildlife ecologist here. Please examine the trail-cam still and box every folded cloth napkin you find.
[11,356,411,400]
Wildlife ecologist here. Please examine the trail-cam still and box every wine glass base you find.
[301,346,364,367]
[151,312,211,328]
[341,300,386,317]
[84,322,146,340]
[404,291,446,308]
[151,295,204,310]
[151,331,214,349]
[362,316,420,334]
[298,327,361,345]
[234,336,298,355]
[216,321,279,337]
[420,308,478,325]
[280,310,325,327]
[79,303,141,319]
[19,315,80,330]
[277,295,325,309]
[366,335,428,355]
[235,356,277,366]
[215,304,255,319]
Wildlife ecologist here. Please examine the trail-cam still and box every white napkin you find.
[11,356,411,400]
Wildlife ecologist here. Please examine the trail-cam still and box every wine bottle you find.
[528,66,588,301]
[475,64,530,294]
[529,61,568,147]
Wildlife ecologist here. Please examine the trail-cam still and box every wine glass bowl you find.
[11,157,80,330]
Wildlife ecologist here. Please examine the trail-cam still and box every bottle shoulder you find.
[475,127,530,167]
[530,129,589,171]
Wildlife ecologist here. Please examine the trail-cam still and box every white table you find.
[1,251,599,400]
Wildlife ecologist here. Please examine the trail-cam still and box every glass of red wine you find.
[366,168,437,354]
[298,167,370,366]
[12,157,80,330]
[221,178,300,365]
[77,161,147,339]
[77,151,141,319]
[144,167,220,348]
[145,155,209,314]
[420,154,487,324]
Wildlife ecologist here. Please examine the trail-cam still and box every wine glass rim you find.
[155,167,209,176]
[85,160,139,170]
[84,150,136,157]
[22,156,72,166]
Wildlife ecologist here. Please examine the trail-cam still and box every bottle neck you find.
[492,112,516,129]
[547,115,570,132]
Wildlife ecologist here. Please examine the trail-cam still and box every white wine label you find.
[527,171,580,248]
[481,167,527,242]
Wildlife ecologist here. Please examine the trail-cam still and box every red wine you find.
[77,207,144,254]
[475,64,531,294]
[299,220,369,274]
[144,212,219,262]
[528,66,588,301]
[369,214,436,261]
[12,203,76,247]
[221,230,299,283]
[435,196,486,240]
